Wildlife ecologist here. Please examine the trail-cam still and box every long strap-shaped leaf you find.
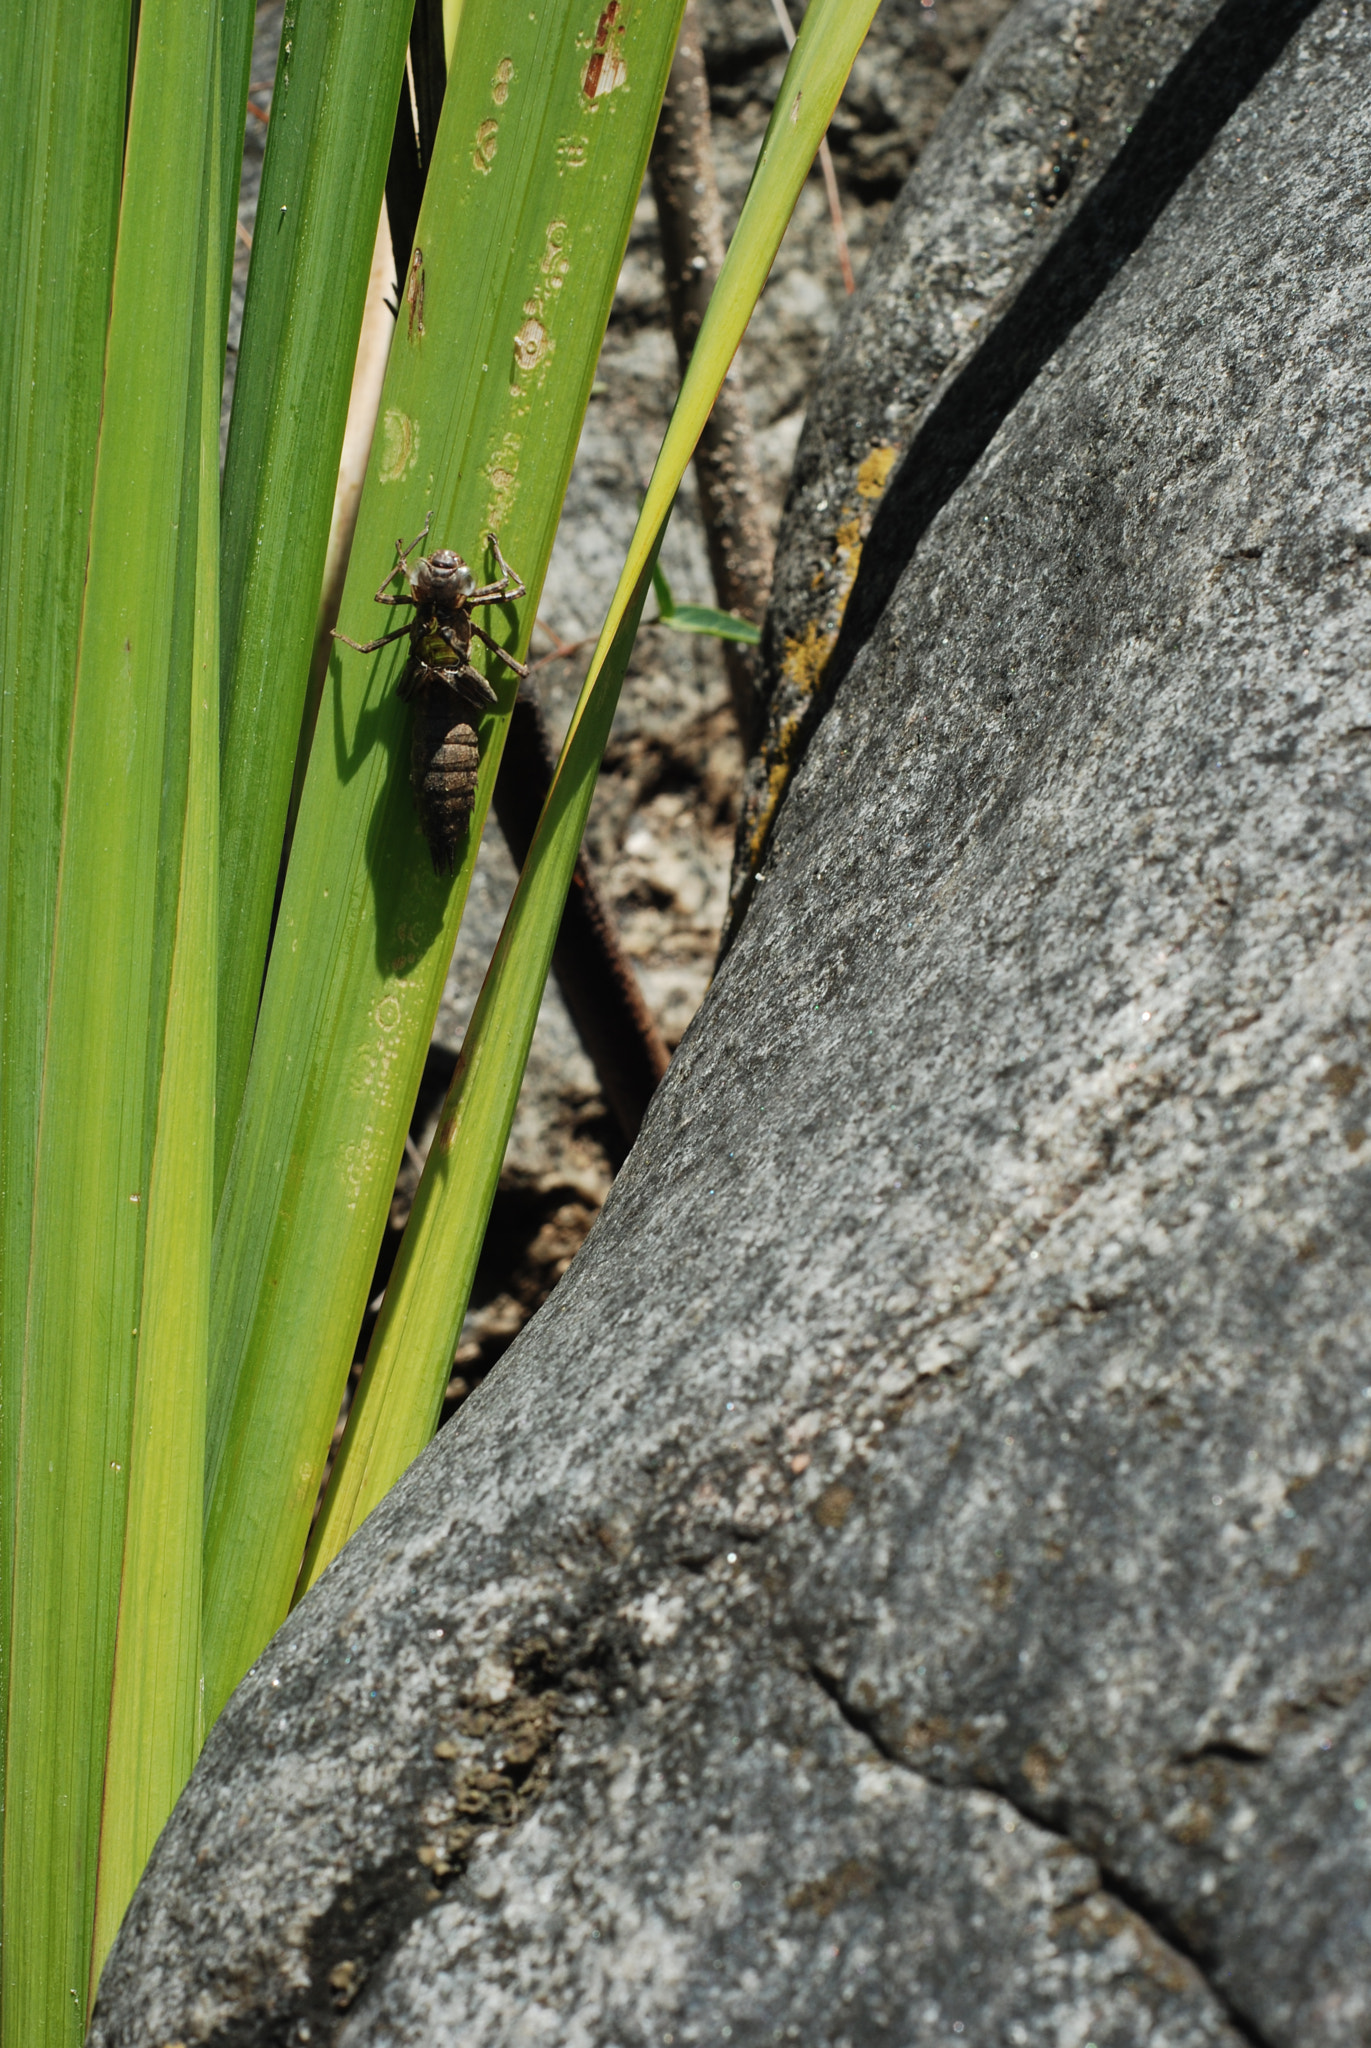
[215,0,414,1199]
[205,0,688,1725]
[0,0,130,1881]
[88,50,222,1993]
[1,0,219,2034]
[303,0,882,1583]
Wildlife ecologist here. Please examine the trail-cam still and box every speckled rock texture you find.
[728,0,1319,933]
[92,2,1371,2043]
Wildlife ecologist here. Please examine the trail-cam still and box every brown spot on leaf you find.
[513,314,550,373]
[405,246,425,340]
[582,2,627,98]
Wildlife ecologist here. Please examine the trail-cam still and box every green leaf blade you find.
[89,60,223,1987]
[204,0,688,1723]
[661,603,761,643]
[0,0,131,1886]
[215,0,415,1197]
[1,0,219,2029]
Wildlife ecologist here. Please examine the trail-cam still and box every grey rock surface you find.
[729,0,1264,928]
[93,1,1371,2044]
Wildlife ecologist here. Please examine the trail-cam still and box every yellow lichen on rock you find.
[780,620,834,703]
[856,442,897,499]
[748,716,803,864]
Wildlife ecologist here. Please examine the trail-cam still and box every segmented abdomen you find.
[411,694,480,873]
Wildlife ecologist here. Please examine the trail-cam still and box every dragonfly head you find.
[415,549,476,603]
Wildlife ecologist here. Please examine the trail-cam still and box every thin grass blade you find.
[662,605,762,644]
[300,545,660,1585]
[215,0,414,1196]
[1,0,219,2031]
[205,0,688,1723]
[305,0,881,1570]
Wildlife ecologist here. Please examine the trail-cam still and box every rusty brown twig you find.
[649,1,774,749]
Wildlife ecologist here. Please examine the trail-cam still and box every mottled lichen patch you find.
[417,1652,563,1886]
[814,1482,855,1530]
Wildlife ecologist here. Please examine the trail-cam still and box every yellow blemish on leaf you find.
[513,313,550,373]
[378,408,418,483]
[790,90,803,124]
[491,56,514,105]
[856,442,897,499]
[555,132,590,173]
[540,219,570,278]
[473,118,499,173]
[485,429,523,528]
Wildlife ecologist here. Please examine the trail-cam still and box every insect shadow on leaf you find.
[335,514,528,872]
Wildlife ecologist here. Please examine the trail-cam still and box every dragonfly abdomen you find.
[410,690,481,873]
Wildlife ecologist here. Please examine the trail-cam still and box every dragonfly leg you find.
[468,616,528,678]
[395,510,433,568]
[333,623,413,654]
[470,531,527,604]
[372,512,433,601]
